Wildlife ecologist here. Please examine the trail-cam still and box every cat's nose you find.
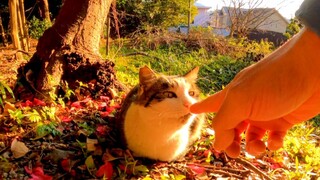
[183,102,192,108]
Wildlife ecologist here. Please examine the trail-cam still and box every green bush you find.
[28,16,52,39]
[197,56,252,94]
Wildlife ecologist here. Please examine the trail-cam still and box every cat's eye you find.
[163,91,176,98]
[189,91,195,96]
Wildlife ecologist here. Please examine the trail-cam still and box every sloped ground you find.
[0,41,293,179]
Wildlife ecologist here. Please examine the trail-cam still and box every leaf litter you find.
[0,86,294,180]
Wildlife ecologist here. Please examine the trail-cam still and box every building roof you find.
[194,2,211,9]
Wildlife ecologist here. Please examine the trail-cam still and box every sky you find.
[196,0,304,19]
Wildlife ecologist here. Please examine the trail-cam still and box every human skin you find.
[190,28,320,158]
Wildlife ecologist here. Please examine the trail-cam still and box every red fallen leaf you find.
[61,158,71,172]
[98,102,107,111]
[106,107,115,113]
[96,162,113,179]
[81,97,92,103]
[60,116,73,122]
[21,100,34,107]
[61,159,77,176]
[33,98,46,106]
[270,163,283,169]
[203,150,211,157]
[96,125,109,136]
[100,96,110,101]
[187,164,205,175]
[24,166,52,180]
[99,111,110,118]
[113,104,121,109]
[71,101,82,108]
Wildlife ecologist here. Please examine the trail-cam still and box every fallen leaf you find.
[70,101,82,108]
[99,111,110,118]
[86,138,98,152]
[21,100,33,107]
[11,138,29,158]
[33,98,46,106]
[187,164,205,175]
[134,165,149,173]
[99,96,110,101]
[61,158,77,176]
[96,125,109,136]
[59,115,73,122]
[85,155,96,175]
[24,166,52,180]
[96,161,113,179]
[2,102,16,116]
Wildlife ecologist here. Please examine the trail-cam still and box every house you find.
[211,7,289,35]
[192,2,212,26]
[168,2,211,33]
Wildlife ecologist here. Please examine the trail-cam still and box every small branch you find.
[187,163,250,179]
[16,49,34,56]
[235,157,273,180]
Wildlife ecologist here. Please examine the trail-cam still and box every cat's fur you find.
[118,66,205,162]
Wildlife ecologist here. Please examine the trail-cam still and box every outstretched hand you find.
[190,28,320,158]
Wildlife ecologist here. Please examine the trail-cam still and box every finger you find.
[267,130,287,151]
[224,121,249,158]
[225,141,241,158]
[190,90,227,114]
[213,129,235,152]
[245,125,267,156]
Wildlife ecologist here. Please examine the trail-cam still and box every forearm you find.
[296,0,320,36]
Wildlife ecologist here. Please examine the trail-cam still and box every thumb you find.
[190,90,226,114]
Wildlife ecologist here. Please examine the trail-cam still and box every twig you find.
[16,49,34,56]
[0,146,9,155]
[187,163,249,179]
[235,157,273,180]
[210,169,243,179]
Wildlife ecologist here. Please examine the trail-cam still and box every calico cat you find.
[118,66,205,162]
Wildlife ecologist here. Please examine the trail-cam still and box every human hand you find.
[190,28,320,158]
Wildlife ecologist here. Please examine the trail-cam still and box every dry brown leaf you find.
[10,138,29,158]
[2,102,16,116]
[86,138,98,152]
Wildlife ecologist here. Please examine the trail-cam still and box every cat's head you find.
[134,66,200,118]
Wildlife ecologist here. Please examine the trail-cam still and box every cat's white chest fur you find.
[124,102,197,162]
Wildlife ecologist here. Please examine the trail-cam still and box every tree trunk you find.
[37,0,51,23]
[16,0,122,100]
[0,16,8,47]
[9,0,23,60]
[18,0,29,51]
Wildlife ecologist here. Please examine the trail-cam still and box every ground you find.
[0,40,287,179]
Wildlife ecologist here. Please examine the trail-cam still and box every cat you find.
[117,66,205,162]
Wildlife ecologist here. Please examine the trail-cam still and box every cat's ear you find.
[184,67,199,81]
[139,66,157,89]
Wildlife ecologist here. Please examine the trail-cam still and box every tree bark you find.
[9,0,23,60]
[0,16,8,47]
[18,0,29,51]
[16,0,122,100]
[37,0,51,23]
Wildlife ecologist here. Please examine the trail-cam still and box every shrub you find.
[28,16,52,39]
[197,56,252,94]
